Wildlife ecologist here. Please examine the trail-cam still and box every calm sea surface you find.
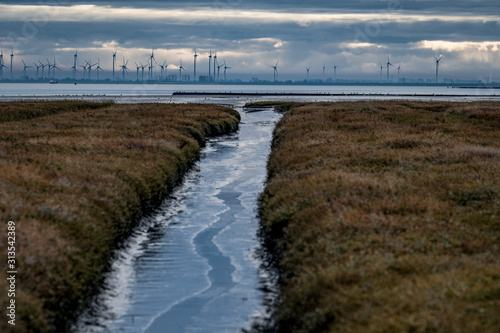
[0,83,498,103]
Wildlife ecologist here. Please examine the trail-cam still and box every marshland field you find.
[0,99,499,333]
[259,101,500,332]
[0,101,239,332]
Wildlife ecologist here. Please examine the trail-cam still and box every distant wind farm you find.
[0,46,495,85]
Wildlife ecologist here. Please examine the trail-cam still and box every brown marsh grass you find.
[0,100,114,123]
[259,101,500,333]
[0,101,239,332]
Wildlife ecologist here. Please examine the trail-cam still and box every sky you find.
[0,0,499,81]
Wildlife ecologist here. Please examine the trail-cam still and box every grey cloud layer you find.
[0,1,498,79]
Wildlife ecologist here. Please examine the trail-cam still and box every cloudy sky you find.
[0,0,499,81]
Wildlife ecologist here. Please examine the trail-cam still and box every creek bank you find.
[258,101,500,332]
[0,102,239,333]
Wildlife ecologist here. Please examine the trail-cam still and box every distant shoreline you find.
[173,91,500,97]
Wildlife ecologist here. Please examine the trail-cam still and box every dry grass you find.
[0,101,239,332]
[259,101,500,333]
[0,100,114,123]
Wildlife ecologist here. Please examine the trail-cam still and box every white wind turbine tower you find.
[147,59,153,81]
[72,50,78,80]
[271,60,279,81]
[386,55,394,81]
[10,48,14,79]
[208,50,212,79]
[95,59,103,80]
[223,60,231,81]
[213,52,217,79]
[149,47,156,80]
[305,67,311,81]
[434,55,443,83]
[140,63,147,81]
[112,51,117,80]
[333,63,338,76]
[178,60,186,82]
[323,64,326,76]
[397,64,402,78]
[193,49,198,81]
[21,60,33,78]
[135,62,141,81]
[120,58,129,81]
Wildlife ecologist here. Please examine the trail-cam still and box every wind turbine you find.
[386,55,394,81]
[140,63,147,81]
[193,49,198,81]
[112,50,117,80]
[135,62,141,81]
[80,63,87,80]
[217,62,224,81]
[95,58,103,81]
[10,48,14,79]
[397,64,402,77]
[379,63,385,78]
[223,60,231,81]
[21,60,33,78]
[33,62,41,79]
[434,55,443,83]
[208,50,212,79]
[149,47,156,80]
[86,60,97,80]
[271,60,279,81]
[46,58,53,78]
[0,49,6,80]
[305,67,311,81]
[51,57,61,79]
[333,63,338,76]
[322,64,326,76]
[71,50,78,80]
[39,61,47,79]
[159,60,167,80]
[120,58,129,81]
[213,52,217,80]
[178,59,186,82]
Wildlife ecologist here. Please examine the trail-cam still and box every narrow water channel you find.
[75,107,280,332]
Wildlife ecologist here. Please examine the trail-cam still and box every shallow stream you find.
[75,106,280,332]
